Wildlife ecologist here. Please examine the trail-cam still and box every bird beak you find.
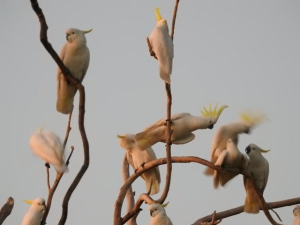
[155,8,162,22]
[260,149,270,153]
[66,34,69,41]
[245,146,251,154]
[23,199,33,205]
[150,210,153,216]
[83,29,93,34]
[208,124,214,129]
[38,127,43,133]
[117,135,125,139]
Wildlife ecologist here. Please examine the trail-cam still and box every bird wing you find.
[146,147,161,183]
[126,151,135,171]
[261,159,269,192]
[43,131,64,160]
[79,47,90,82]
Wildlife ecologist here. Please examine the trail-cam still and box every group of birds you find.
[19,6,297,225]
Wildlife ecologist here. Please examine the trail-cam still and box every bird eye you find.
[155,209,157,211]
[72,32,75,34]
[253,148,255,150]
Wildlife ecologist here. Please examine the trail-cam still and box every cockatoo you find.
[57,28,92,114]
[135,104,227,150]
[29,128,67,173]
[149,202,173,225]
[243,144,269,214]
[149,8,174,84]
[205,110,267,176]
[21,198,46,225]
[293,205,300,225]
[118,134,161,195]
[212,138,248,188]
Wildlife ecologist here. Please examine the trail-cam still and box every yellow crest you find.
[240,110,267,125]
[155,8,163,22]
[200,103,228,118]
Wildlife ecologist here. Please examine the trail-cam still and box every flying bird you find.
[244,144,269,214]
[118,134,160,195]
[293,205,300,225]
[135,104,227,150]
[149,202,173,225]
[21,198,46,225]
[205,110,266,176]
[212,138,248,188]
[149,8,174,83]
[57,28,92,114]
[29,128,67,173]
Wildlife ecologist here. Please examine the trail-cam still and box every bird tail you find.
[56,96,74,114]
[213,170,219,189]
[219,172,238,187]
[144,171,160,195]
[135,131,161,150]
[244,180,260,214]
[159,64,171,84]
[54,162,68,174]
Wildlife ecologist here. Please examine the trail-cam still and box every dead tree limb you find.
[122,155,137,225]
[0,197,14,224]
[29,1,90,224]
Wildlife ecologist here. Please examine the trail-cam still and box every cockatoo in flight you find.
[293,205,300,225]
[212,138,248,188]
[135,104,227,150]
[57,28,92,114]
[149,202,173,225]
[118,134,161,195]
[149,8,174,83]
[21,198,46,225]
[243,144,269,214]
[205,110,267,176]
[29,128,67,173]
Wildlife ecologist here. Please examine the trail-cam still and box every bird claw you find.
[141,162,146,168]
[163,119,173,126]
[45,163,50,168]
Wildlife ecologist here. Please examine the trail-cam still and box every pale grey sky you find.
[1,0,300,224]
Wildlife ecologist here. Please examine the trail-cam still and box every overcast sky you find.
[1,0,300,224]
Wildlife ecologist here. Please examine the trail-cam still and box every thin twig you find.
[63,106,73,149]
[170,0,180,40]
[0,197,14,224]
[46,163,50,191]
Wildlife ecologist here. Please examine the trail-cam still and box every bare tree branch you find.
[0,197,14,224]
[192,197,300,224]
[30,2,89,224]
[122,155,137,225]
[170,0,180,40]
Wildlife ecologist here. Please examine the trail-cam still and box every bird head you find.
[200,103,228,129]
[23,198,46,213]
[155,8,168,26]
[117,134,135,150]
[293,205,300,216]
[66,28,92,43]
[245,144,270,156]
[149,202,169,217]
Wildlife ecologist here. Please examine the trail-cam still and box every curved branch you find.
[193,197,300,224]
[30,1,89,224]
[0,197,14,224]
[122,155,137,225]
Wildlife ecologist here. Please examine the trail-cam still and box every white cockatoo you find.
[149,202,173,225]
[118,134,161,195]
[293,205,300,225]
[135,104,227,150]
[243,144,269,214]
[29,128,67,173]
[57,28,92,114]
[149,8,174,84]
[212,138,248,188]
[21,198,46,225]
[205,110,267,176]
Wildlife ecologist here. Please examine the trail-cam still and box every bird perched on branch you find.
[205,110,267,177]
[244,144,269,214]
[149,8,173,83]
[293,205,300,225]
[118,134,160,195]
[21,198,46,225]
[211,138,248,188]
[149,202,173,225]
[29,128,67,173]
[57,28,92,114]
[135,104,227,150]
